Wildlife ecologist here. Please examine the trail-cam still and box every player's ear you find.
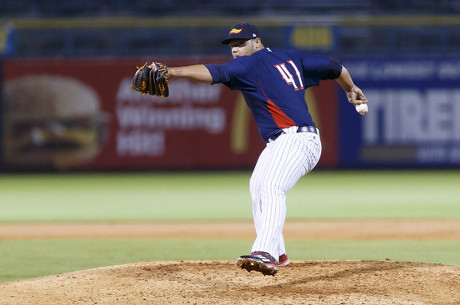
[254,37,263,48]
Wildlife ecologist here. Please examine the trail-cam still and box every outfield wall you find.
[2,55,459,171]
[0,57,340,171]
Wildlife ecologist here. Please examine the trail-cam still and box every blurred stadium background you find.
[1,0,460,171]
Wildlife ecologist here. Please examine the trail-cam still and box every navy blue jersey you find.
[205,48,342,142]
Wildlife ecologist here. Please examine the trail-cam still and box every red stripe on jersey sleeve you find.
[267,98,295,129]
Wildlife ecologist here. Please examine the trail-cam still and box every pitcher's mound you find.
[1,260,459,305]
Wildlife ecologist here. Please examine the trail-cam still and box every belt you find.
[269,125,317,142]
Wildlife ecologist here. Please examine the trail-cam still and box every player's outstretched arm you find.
[149,63,213,84]
[335,66,367,107]
[336,65,368,115]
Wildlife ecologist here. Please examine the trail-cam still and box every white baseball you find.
[355,103,368,115]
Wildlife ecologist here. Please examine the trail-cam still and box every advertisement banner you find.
[2,57,339,171]
[339,56,460,167]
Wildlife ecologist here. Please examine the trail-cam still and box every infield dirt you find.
[1,220,460,305]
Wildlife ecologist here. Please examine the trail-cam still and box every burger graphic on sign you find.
[3,75,108,170]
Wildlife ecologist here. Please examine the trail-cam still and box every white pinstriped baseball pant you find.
[249,126,322,260]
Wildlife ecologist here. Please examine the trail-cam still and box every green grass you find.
[289,170,460,219]
[1,170,459,283]
[0,172,251,222]
[1,239,459,282]
[1,170,460,222]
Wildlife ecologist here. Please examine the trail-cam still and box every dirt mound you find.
[1,260,459,305]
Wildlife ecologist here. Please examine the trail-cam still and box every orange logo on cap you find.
[230,28,243,34]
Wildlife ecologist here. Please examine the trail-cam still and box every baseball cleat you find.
[236,251,278,276]
[278,253,290,267]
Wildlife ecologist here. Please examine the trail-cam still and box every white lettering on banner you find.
[344,60,460,82]
[426,90,452,141]
[416,147,448,162]
[416,146,460,163]
[363,89,460,144]
[114,77,225,157]
[117,131,165,156]
[372,61,435,81]
[116,106,225,134]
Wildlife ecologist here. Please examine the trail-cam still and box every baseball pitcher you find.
[131,23,368,276]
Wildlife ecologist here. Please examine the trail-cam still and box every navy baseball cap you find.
[222,23,260,44]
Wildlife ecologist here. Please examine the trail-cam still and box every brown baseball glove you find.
[130,62,169,97]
